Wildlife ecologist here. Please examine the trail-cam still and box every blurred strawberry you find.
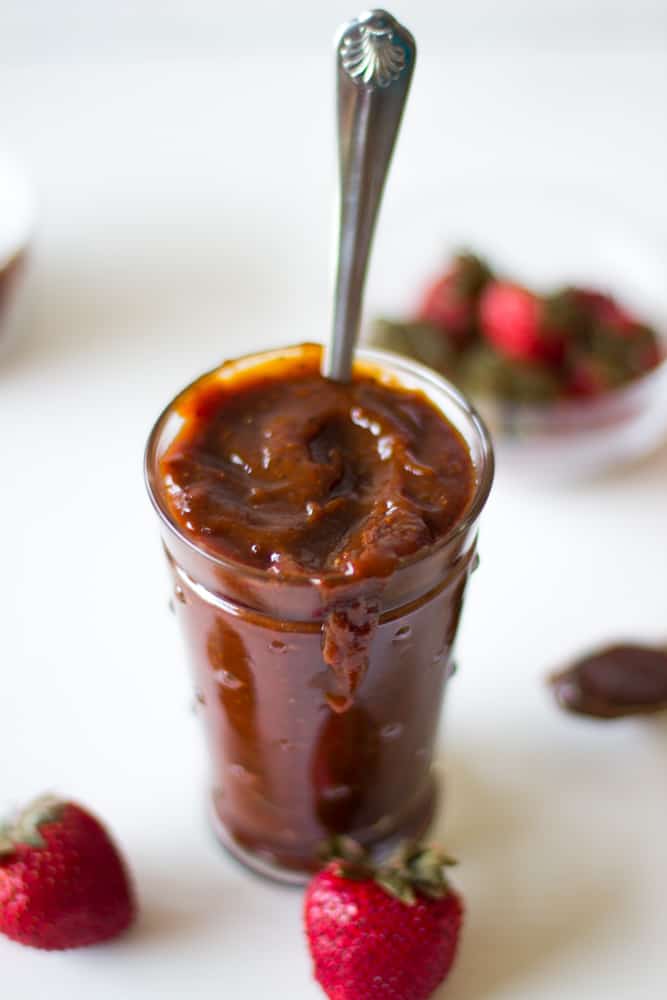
[458,343,561,402]
[566,356,617,398]
[568,287,662,378]
[479,281,566,364]
[417,252,492,344]
[570,287,638,332]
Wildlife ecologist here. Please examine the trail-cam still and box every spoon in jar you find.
[323,9,416,382]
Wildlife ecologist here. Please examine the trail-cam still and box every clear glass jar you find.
[145,345,494,883]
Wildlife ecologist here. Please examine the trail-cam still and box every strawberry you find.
[568,287,662,378]
[566,356,616,398]
[570,287,638,332]
[304,838,463,1000]
[479,280,565,364]
[417,252,492,344]
[0,795,136,950]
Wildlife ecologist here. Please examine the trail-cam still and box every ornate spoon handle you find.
[323,9,416,382]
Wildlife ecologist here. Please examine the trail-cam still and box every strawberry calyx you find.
[417,252,493,342]
[0,795,65,857]
[450,251,493,300]
[320,835,457,906]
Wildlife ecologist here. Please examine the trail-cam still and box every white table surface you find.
[1,6,667,997]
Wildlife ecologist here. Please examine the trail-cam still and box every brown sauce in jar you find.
[152,345,482,875]
[159,347,474,578]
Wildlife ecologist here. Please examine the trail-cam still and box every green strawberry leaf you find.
[319,834,367,864]
[0,829,16,857]
[375,869,417,905]
[333,860,373,881]
[13,795,64,848]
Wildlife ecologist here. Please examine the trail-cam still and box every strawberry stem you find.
[319,836,458,906]
[0,795,65,856]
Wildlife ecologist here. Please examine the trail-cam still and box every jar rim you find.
[144,342,495,589]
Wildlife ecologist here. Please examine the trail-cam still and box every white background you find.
[1,2,666,998]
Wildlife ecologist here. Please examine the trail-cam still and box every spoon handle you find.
[323,9,416,382]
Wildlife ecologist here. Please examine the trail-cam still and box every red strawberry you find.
[0,795,136,950]
[480,281,564,364]
[570,287,637,332]
[566,356,616,398]
[570,287,663,376]
[304,839,463,1000]
[417,252,492,344]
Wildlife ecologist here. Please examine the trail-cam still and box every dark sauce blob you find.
[549,643,667,719]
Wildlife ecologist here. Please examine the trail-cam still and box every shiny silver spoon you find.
[323,9,416,382]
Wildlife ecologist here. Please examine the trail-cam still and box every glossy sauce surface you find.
[159,352,475,579]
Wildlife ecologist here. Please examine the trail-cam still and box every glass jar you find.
[145,344,494,883]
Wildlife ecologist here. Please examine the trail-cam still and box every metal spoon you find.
[323,9,416,382]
